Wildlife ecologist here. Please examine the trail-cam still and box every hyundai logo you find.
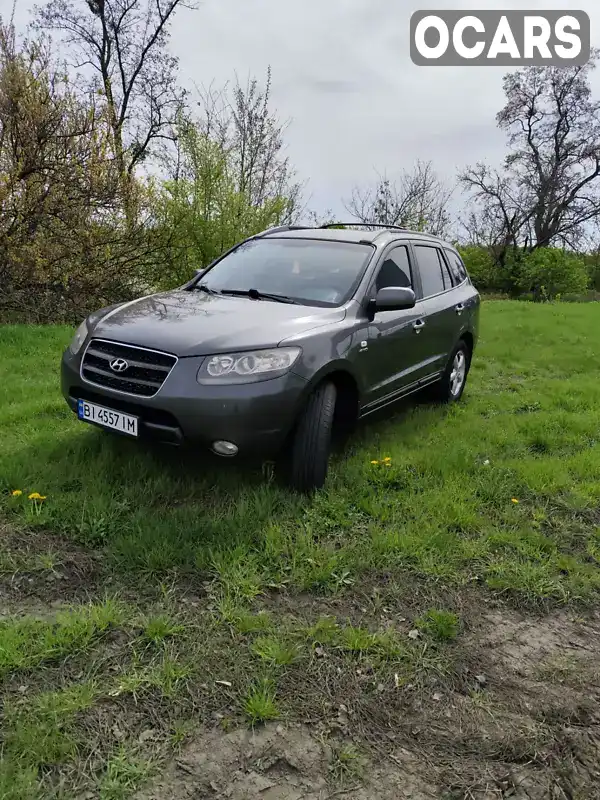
[110,358,129,373]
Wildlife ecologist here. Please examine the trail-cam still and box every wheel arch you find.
[458,330,474,365]
[287,362,362,441]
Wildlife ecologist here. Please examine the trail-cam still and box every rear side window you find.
[439,252,454,290]
[375,246,412,292]
[414,245,446,298]
[444,250,468,284]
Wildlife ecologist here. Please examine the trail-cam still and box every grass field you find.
[1,301,600,799]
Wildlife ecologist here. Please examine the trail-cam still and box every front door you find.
[362,244,424,410]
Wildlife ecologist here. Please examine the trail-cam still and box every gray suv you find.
[61,224,480,491]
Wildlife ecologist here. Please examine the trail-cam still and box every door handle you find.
[413,319,426,334]
[455,303,465,315]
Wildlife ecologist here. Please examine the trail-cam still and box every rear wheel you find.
[431,340,471,404]
[288,381,337,493]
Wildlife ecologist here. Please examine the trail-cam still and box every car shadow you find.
[331,386,443,455]
[32,386,445,500]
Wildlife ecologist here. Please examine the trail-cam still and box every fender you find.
[289,357,364,423]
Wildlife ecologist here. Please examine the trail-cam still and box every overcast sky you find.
[9,0,600,218]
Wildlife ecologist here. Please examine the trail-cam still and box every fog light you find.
[212,440,239,457]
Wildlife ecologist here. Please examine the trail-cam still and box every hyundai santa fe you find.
[61,223,480,491]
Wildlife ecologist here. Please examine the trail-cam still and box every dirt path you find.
[137,609,600,800]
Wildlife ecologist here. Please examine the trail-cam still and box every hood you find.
[91,290,345,357]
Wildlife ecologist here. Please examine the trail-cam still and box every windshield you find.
[197,237,374,307]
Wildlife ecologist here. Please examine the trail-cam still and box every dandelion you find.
[511,498,519,504]
[28,492,47,517]
[11,490,22,497]
[370,460,379,466]
[383,457,392,463]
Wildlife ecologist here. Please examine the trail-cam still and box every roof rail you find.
[258,225,312,237]
[257,222,444,241]
[319,222,409,232]
[405,230,444,240]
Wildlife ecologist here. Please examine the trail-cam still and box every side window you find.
[444,250,468,284]
[414,245,445,297]
[375,246,412,292]
[439,251,454,290]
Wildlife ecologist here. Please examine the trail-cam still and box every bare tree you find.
[0,18,127,319]
[458,162,531,264]
[344,160,454,237]
[153,69,304,282]
[36,0,192,222]
[229,68,302,217]
[179,68,303,220]
[461,54,600,252]
[0,14,178,322]
[303,207,337,226]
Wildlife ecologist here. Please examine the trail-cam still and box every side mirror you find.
[374,286,416,312]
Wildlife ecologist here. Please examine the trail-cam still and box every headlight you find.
[69,320,89,355]
[197,347,301,384]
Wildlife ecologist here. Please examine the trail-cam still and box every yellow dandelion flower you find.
[511,498,519,504]
[11,490,22,497]
[28,492,46,501]
[383,457,392,463]
[370,460,379,465]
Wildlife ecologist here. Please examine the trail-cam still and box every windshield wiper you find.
[193,283,217,295]
[219,288,299,305]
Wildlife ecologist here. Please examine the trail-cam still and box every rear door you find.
[410,243,463,381]
[361,243,424,410]
[443,247,481,345]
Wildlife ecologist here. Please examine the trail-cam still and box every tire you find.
[288,381,337,493]
[431,340,471,404]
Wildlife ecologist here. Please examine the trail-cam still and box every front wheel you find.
[431,341,471,404]
[288,381,337,493]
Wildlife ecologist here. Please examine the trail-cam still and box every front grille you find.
[81,339,177,397]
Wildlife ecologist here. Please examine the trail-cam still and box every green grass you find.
[0,598,124,677]
[329,742,366,784]
[2,302,600,602]
[229,609,273,634]
[4,683,97,768]
[416,609,460,641]
[141,613,185,645]
[1,301,600,797]
[250,635,301,666]
[337,626,402,658]
[110,651,192,701]
[243,678,281,725]
[305,616,339,644]
[0,760,40,800]
[98,746,154,800]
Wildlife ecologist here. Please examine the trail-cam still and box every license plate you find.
[77,400,138,437]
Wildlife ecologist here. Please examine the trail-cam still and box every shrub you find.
[458,245,592,300]
[583,253,600,292]
[458,246,497,291]
[515,248,590,300]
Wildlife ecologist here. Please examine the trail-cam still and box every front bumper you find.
[61,348,308,456]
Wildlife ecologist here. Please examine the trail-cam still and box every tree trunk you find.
[103,76,135,228]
